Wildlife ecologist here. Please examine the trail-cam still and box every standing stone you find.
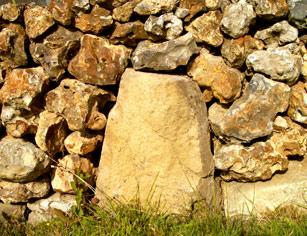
[112,0,141,22]
[96,69,215,213]
[134,0,177,15]
[288,0,307,30]
[287,81,307,124]
[48,0,74,25]
[248,0,289,20]
[179,0,206,21]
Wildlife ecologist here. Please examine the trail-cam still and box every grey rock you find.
[134,0,177,15]
[288,0,307,30]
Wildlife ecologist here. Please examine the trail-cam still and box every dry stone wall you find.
[0,0,306,223]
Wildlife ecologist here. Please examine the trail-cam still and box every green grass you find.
[1,204,306,236]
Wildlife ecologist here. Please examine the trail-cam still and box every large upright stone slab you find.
[96,69,215,213]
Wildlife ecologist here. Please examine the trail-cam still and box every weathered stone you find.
[221,35,264,68]
[30,26,83,80]
[179,0,206,21]
[175,7,190,19]
[64,131,103,155]
[24,5,55,39]
[72,0,91,12]
[255,21,299,48]
[209,74,291,143]
[75,5,113,34]
[0,3,20,22]
[144,15,165,37]
[27,193,76,225]
[248,0,289,19]
[0,203,26,222]
[246,48,302,85]
[48,0,74,25]
[51,155,95,193]
[68,34,130,86]
[100,0,128,9]
[112,0,141,22]
[203,89,214,103]
[96,68,215,213]
[45,79,112,131]
[35,111,69,155]
[288,81,307,124]
[186,10,223,47]
[205,0,221,10]
[288,0,307,30]
[134,0,177,15]
[188,49,243,103]
[222,159,307,216]
[132,33,199,71]
[0,177,50,203]
[302,47,307,81]
[221,0,256,38]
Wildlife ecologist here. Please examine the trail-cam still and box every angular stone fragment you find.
[221,35,264,68]
[175,7,190,19]
[288,82,307,124]
[209,74,291,143]
[255,21,298,48]
[48,0,74,25]
[51,155,95,193]
[205,0,221,10]
[45,79,112,131]
[35,111,69,155]
[0,3,20,22]
[179,0,206,21]
[288,0,307,30]
[68,34,131,86]
[75,5,113,34]
[134,0,177,15]
[96,69,215,213]
[72,0,91,11]
[221,0,256,38]
[27,193,76,225]
[30,26,83,80]
[188,49,243,103]
[24,5,55,39]
[132,33,199,71]
[112,0,141,22]
[246,48,302,85]
[0,203,26,222]
[248,0,288,19]
[0,177,50,203]
[186,10,223,47]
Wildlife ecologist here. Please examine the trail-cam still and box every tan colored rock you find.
[96,69,215,213]
[68,34,130,86]
[0,177,50,203]
[51,155,95,193]
[113,0,141,22]
[186,10,223,47]
[72,0,91,11]
[0,203,26,222]
[203,89,214,103]
[35,111,69,155]
[188,49,243,103]
[64,131,103,155]
[179,0,206,21]
[0,3,20,22]
[287,82,307,124]
[24,5,55,39]
[249,0,289,20]
[205,0,221,10]
[134,0,177,15]
[48,0,74,25]
[45,79,112,131]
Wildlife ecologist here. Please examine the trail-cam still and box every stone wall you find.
[0,0,306,223]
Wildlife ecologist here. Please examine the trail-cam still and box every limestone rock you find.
[68,34,130,86]
[288,0,307,30]
[179,0,206,21]
[175,7,190,19]
[96,69,215,213]
[186,10,223,47]
[48,0,74,25]
[0,3,20,22]
[248,0,288,19]
[205,0,221,10]
[134,0,177,15]
[209,74,291,143]
[72,0,91,12]
[75,5,113,34]
[221,0,256,38]
[221,35,264,68]
[45,79,113,131]
[0,177,50,203]
[24,5,55,39]
[51,155,95,193]
[0,203,26,222]
[255,21,298,48]
[222,159,307,216]
[246,48,302,85]
[27,193,76,225]
[287,81,307,124]
[132,33,199,71]
[30,26,83,80]
[112,0,141,22]
[188,49,243,103]
[35,111,69,155]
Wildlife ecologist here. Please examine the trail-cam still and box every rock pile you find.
[0,0,306,223]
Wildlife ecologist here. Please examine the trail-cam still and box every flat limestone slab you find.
[96,68,215,213]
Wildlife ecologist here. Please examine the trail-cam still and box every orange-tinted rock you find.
[288,81,307,124]
[48,0,74,25]
[179,0,206,21]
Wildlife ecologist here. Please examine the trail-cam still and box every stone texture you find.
[132,33,199,71]
[64,131,103,155]
[246,48,302,85]
[0,3,20,22]
[51,155,95,193]
[209,74,291,143]
[68,34,131,86]
[186,10,223,47]
[188,49,244,103]
[48,0,74,25]
[75,5,113,34]
[302,46,307,81]
[30,26,83,80]
[0,203,26,222]
[248,0,289,19]
[96,69,215,213]
[221,0,256,38]
[72,0,91,12]
[35,111,69,155]
[24,5,55,39]
[205,0,221,10]
[255,21,298,48]
[0,177,50,203]
[134,0,177,15]
[175,7,190,19]
[222,159,307,216]
[112,0,141,22]
[221,35,264,68]
[288,0,307,30]
[45,79,113,131]
[287,81,307,124]
[179,0,206,21]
